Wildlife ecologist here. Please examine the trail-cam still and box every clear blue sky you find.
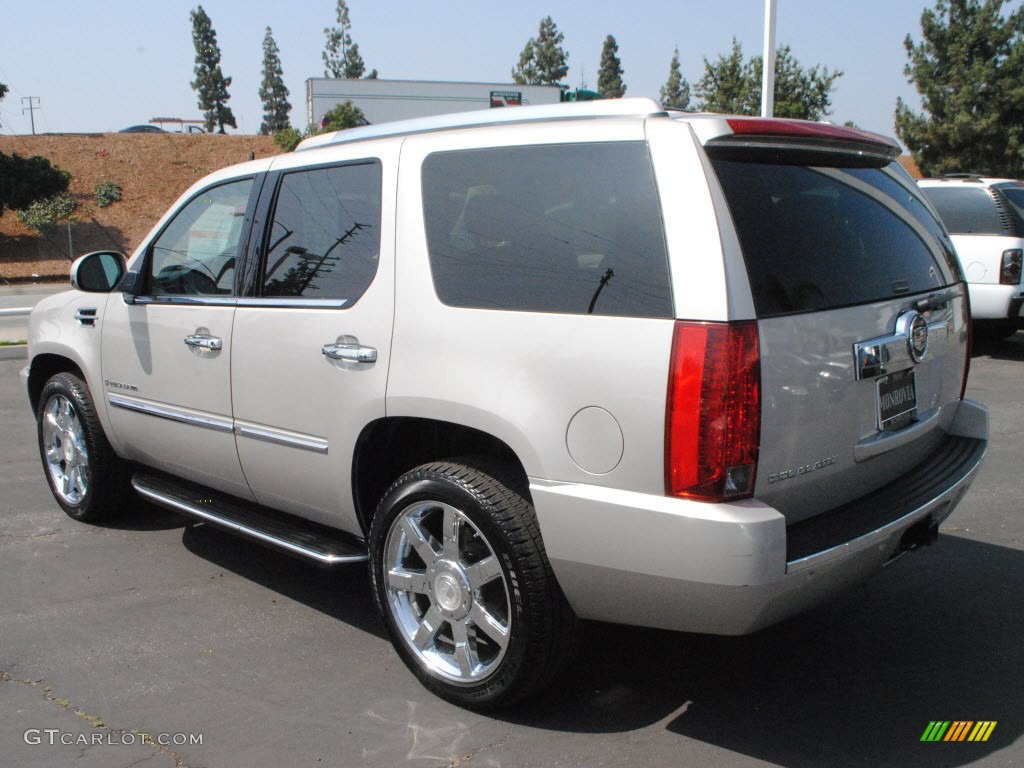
[0,0,1017,141]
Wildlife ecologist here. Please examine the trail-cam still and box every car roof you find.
[296,97,899,160]
[918,176,1017,187]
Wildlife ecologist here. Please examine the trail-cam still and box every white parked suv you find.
[918,176,1024,338]
[24,99,988,708]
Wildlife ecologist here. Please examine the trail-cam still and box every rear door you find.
[229,144,398,532]
[706,150,969,524]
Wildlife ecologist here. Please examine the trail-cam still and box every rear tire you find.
[37,372,131,522]
[369,461,576,709]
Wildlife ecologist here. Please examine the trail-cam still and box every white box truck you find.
[305,78,565,129]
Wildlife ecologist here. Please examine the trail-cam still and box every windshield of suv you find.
[709,158,958,317]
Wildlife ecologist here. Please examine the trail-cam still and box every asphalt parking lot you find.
[1,335,1021,768]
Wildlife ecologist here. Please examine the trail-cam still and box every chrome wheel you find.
[383,500,511,685]
[41,393,90,505]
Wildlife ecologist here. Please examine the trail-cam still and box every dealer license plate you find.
[877,368,917,431]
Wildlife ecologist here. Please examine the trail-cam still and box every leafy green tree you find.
[694,38,841,120]
[512,16,569,86]
[597,35,626,98]
[659,47,691,110]
[190,5,236,134]
[259,26,292,135]
[273,127,303,152]
[320,101,367,132]
[323,0,378,79]
[0,152,70,218]
[694,38,753,114]
[749,47,842,120]
[0,82,8,128]
[896,0,1024,177]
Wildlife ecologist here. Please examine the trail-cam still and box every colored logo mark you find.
[921,721,997,742]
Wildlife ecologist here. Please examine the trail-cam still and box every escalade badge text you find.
[104,379,138,392]
[768,456,838,484]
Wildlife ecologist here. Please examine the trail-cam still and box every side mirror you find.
[70,251,127,293]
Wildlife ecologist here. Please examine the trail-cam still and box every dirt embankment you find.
[0,133,923,283]
[0,133,282,281]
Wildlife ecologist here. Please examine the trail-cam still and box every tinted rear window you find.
[421,142,672,318]
[710,159,955,317]
[920,186,1003,235]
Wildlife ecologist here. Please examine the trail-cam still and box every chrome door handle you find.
[184,334,223,352]
[322,343,377,363]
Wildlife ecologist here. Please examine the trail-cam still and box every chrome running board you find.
[131,471,368,565]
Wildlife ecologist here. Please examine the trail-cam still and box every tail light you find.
[960,287,972,401]
[1000,249,1022,285]
[665,321,761,501]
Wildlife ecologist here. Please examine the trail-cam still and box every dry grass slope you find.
[0,133,282,281]
[0,133,924,283]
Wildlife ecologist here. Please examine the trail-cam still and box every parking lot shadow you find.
[502,535,1020,767]
[96,498,191,531]
[972,330,1024,361]
[179,520,385,639]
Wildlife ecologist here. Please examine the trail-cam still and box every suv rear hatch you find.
[695,118,983,560]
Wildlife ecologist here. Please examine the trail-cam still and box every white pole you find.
[761,0,777,117]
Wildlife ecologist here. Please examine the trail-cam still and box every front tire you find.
[369,461,576,709]
[37,372,131,522]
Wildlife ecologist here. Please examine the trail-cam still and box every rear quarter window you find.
[421,142,673,318]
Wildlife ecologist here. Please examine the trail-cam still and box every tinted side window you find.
[710,160,950,317]
[921,186,1003,235]
[421,142,672,317]
[149,179,253,296]
[261,162,381,301]
[995,184,1024,217]
[990,183,1024,235]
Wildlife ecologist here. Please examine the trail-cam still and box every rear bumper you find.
[531,399,988,635]
[967,282,1023,321]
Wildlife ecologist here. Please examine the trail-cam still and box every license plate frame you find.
[877,367,918,431]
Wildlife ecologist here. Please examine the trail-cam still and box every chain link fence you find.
[35,218,127,261]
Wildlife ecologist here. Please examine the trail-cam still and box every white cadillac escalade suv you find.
[23,99,988,708]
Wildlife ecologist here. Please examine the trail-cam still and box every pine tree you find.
[190,5,236,134]
[659,47,691,110]
[512,16,568,86]
[259,27,291,135]
[897,0,1024,177]
[323,0,378,79]
[597,35,626,98]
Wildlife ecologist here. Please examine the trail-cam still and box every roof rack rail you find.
[941,173,985,180]
[296,97,666,151]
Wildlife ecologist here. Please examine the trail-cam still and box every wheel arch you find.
[27,353,86,415]
[352,417,531,536]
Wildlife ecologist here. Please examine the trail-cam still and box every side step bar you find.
[131,471,368,565]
